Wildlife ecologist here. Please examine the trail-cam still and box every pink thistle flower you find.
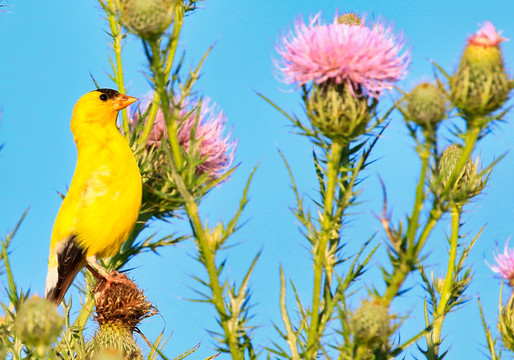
[276,13,410,98]
[146,108,168,148]
[177,100,236,178]
[489,241,514,286]
[134,97,236,178]
[468,21,508,47]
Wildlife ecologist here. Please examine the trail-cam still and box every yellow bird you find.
[45,89,141,304]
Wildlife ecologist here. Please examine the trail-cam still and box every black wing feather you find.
[46,234,87,304]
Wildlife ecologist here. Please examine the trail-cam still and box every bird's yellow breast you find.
[50,124,142,259]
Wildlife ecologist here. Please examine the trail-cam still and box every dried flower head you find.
[490,241,514,286]
[276,13,410,98]
[450,22,510,119]
[86,273,157,360]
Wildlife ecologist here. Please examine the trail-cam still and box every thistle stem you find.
[406,132,432,248]
[169,157,243,360]
[73,296,95,329]
[306,140,344,358]
[142,7,243,358]
[430,205,461,354]
[139,6,184,147]
[104,0,129,137]
[147,38,184,169]
[383,123,477,304]
[383,211,440,304]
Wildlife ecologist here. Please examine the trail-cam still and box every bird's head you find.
[71,89,138,129]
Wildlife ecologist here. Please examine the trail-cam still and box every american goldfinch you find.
[45,89,141,304]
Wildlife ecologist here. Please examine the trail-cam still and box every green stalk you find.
[104,0,129,136]
[1,241,17,302]
[73,296,95,329]
[383,214,440,304]
[405,132,432,248]
[148,38,184,169]
[168,153,242,360]
[306,140,344,359]
[164,4,184,79]
[147,30,241,358]
[280,268,301,360]
[383,123,478,305]
[139,6,184,147]
[383,130,436,304]
[430,205,460,354]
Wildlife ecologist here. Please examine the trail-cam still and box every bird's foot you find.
[95,271,137,300]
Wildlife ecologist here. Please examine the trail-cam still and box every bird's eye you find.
[99,94,108,101]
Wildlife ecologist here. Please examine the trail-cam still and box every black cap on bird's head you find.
[95,88,120,101]
[71,89,139,130]
[89,88,138,110]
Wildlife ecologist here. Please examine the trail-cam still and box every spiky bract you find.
[306,81,374,140]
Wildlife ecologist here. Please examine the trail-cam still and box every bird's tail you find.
[45,235,86,305]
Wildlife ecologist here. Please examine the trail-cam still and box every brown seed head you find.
[93,273,157,330]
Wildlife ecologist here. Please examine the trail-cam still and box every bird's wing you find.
[45,163,111,304]
[45,234,87,305]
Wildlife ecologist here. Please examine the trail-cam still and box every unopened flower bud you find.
[450,22,510,119]
[351,300,391,346]
[437,145,477,189]
[120,0,175,39]
[405,82,446,129]
[498,295,514,351]
[436,145,483,202]
[307,82,372,141]
[14,296,64,351]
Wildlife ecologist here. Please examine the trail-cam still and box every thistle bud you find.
[437,145,475,188]
[405,82,446,129]
[498,295,514,351]
[436,145,482,202]
[306,81,373,141]
[338,13,363,26]
[119,0,175,39]
[14,296,64,354]
[86,274,157,360]
[450,22,510,120]
[351,300,391,346]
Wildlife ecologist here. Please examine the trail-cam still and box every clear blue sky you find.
[0,1,513,359]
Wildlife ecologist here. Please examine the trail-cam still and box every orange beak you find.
[113,93,138,111]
